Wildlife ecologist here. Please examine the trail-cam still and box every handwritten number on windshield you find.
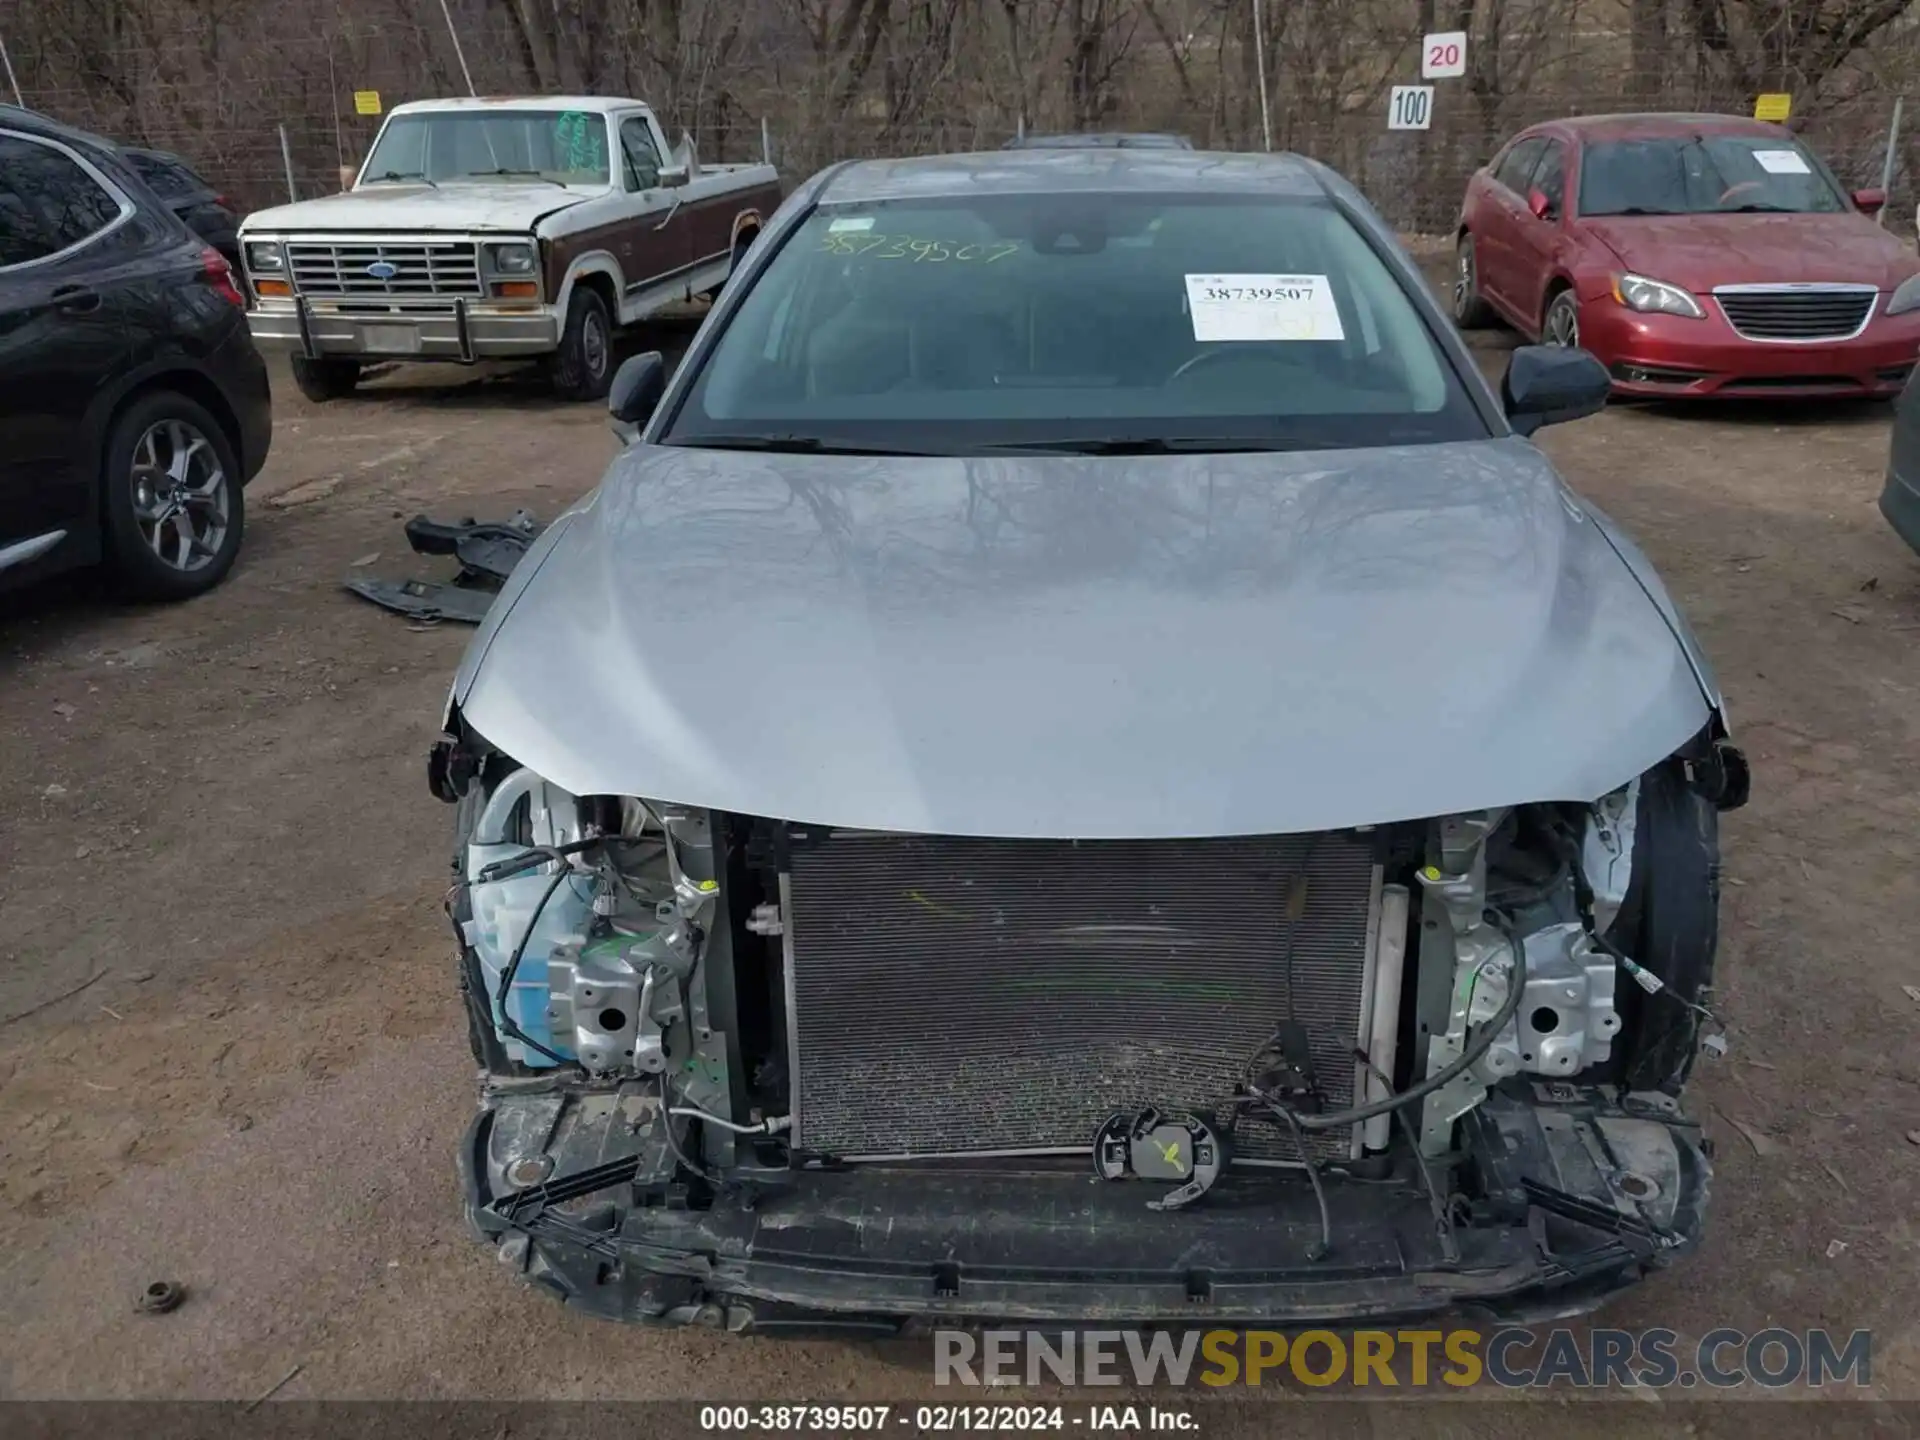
[818,233,1020,263]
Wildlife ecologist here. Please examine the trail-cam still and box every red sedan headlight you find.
[1886,274,1920,317]
[1611,273,1705,320]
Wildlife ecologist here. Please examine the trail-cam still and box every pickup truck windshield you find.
[665,194,1483,454]
[362,110,610,186]
[1579,136,1845,216]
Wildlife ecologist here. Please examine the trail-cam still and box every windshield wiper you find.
[978,437,1309,455]
[670,434,1311,458]
[365,170,437,187]
[465,168,566,186]
[1597,206,1678,216]
[668,434,948,457]
[1722,203,1801,213]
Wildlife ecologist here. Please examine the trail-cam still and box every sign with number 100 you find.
[1388,85,1433,131]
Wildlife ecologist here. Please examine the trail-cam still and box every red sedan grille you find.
[1714,286,1877,342]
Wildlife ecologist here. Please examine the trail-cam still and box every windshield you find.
[360,110,610,186]
[1579,136,1845,216]
[663,193,1483,454]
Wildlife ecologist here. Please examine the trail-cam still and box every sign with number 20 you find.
[1422,31,1467,79]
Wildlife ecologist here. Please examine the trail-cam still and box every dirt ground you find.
[4,283,1920,1412]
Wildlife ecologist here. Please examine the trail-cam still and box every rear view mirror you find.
[1527,188,1553,220]
[1853,187,1887,215]
[657,163,689,187]
[609,351,666,442]
[1502,345,1611,435]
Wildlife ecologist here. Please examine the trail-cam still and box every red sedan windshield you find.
[1579,136,1845,217]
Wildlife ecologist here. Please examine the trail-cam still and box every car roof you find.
[121,145,203,172]
[817,148,1329,204]
[0,113,192,172]
[1005,132,1194,150]
[388,96,650,117]
[0,104,122,154]
[1533,112,1794,144]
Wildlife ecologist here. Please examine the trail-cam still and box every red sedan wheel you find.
[1543,291,1581,348]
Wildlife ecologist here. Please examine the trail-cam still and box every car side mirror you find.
[1502,344,1611,436]
[608,351,666,442]
[1527,187,1554,220]
[1852,186,1887,215]
[657,162,689,188]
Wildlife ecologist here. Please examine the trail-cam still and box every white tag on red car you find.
[1184,274,1346,342]
[1752,149,1811,175]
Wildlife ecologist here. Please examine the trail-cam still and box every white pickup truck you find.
[237,96,782,401]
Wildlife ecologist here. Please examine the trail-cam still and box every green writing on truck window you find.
[554,111,604,171]
[816,232,1023,263]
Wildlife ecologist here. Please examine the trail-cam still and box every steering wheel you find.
[1168,346,1274,384]
[1717,179,1766,206]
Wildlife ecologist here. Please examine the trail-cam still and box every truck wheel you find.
[290,355,361,403]
[549,288,614,402]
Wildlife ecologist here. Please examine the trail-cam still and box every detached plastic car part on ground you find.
[427,148,1750,1331]
[344,511,545,624]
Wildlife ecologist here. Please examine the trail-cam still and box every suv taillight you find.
[200,246,246,307]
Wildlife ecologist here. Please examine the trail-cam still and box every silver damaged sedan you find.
[430,147,1750,1330]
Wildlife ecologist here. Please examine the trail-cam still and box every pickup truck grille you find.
[287,240,484,298]
[1714,285,1877,341]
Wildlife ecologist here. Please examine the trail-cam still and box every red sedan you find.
[1455,113,1920,398]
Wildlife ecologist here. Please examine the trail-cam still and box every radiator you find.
[782,830,1382,1163]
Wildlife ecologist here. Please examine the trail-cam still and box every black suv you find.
[119,146,243,269]
[0,106,272,600]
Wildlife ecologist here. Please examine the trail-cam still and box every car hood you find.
[239,183,597,235]
[454,439,1713,839]
[1582,211,1920,291]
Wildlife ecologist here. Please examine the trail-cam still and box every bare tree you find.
[1137,0,1206,115]
[1450,0,1579,145]
[7,0,1918,232]
[1064,0,1139,128]
[1628,0,1671,105]
[1679,0,1914,103]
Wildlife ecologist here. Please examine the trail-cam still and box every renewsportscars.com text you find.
[934,1327,1872,1390]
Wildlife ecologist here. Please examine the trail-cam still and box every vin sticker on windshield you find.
[828,216,877,232]
[1184,274,1345,342]
[1752,148,1810,175]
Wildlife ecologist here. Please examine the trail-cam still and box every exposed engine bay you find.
[434,721,1746,1331]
